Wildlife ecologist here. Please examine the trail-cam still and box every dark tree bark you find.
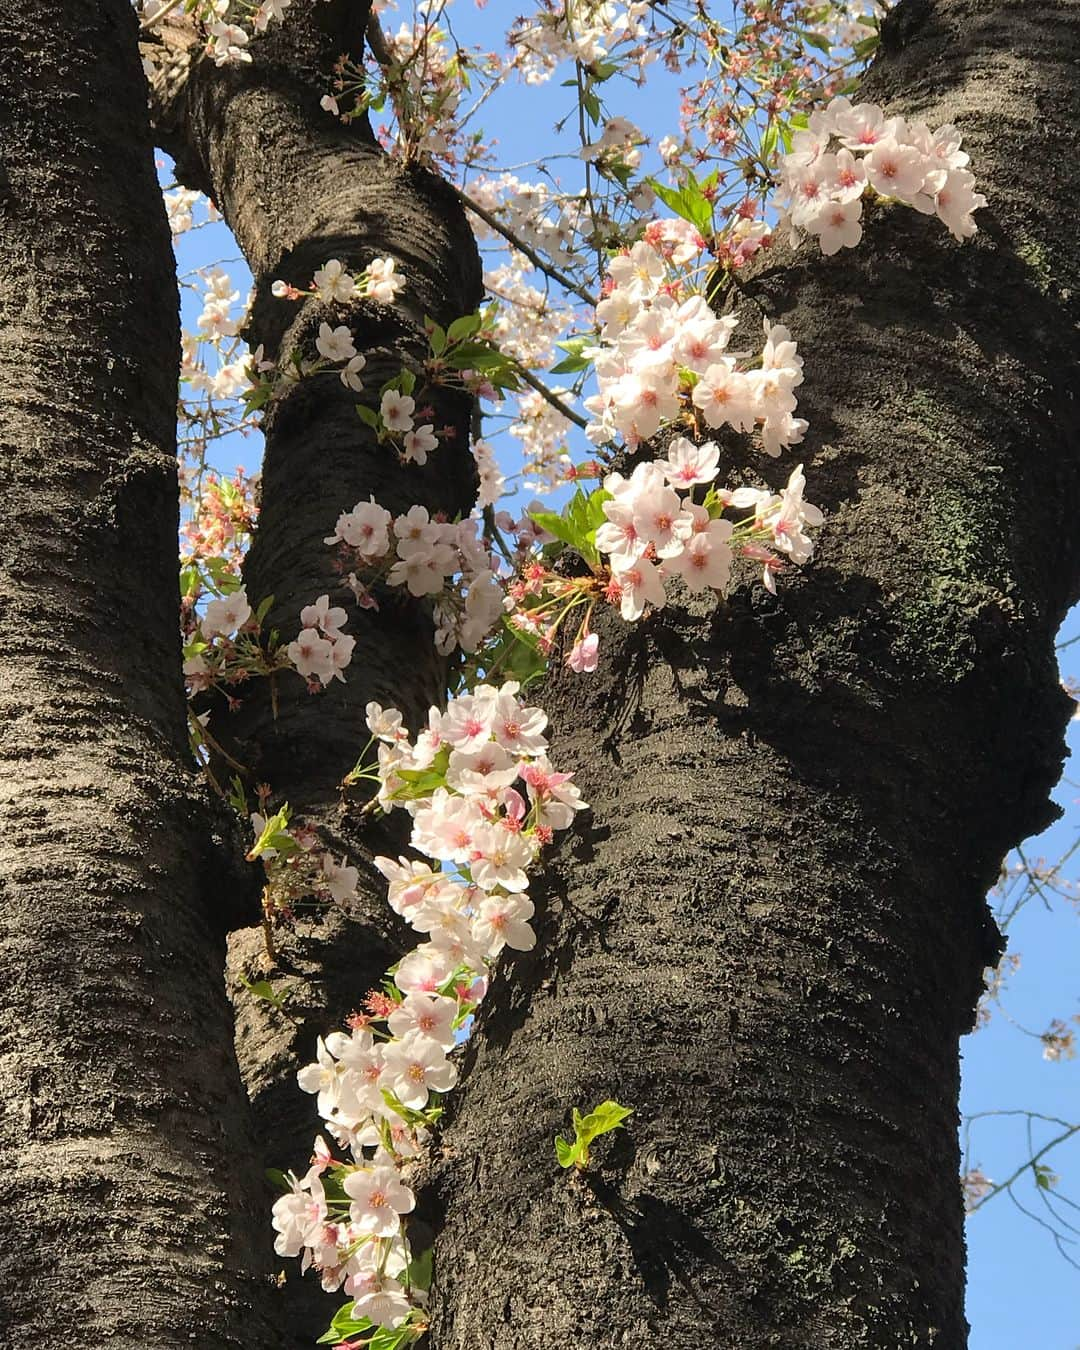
[149,3,482,1336]
[0,2,284,1345]
[428,3,1080,1347]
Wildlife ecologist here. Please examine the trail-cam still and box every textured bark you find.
[0,3,282,1345]
[429,3,1080,1347]
[150,4,482,1336]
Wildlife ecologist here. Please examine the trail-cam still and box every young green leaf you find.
[555,1098,634,1170]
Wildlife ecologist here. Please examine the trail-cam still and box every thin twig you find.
[514,362,589,430]
[452,183,599,309]
[140,0,186,31]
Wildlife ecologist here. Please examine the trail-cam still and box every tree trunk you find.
[149,4,482,1336]
[428,2,1080,1346]
[0,2,283,1344]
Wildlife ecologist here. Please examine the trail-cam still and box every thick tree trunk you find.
[0,3,283,1345]
[428,2,1080,1347]
[150,4,482,1335]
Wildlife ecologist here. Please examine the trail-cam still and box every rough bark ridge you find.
[429,3,1080,1347]
[0,3,284,1345]
[150,4,482,1335]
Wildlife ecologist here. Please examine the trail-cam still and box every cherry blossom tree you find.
[2,0,1078,1347]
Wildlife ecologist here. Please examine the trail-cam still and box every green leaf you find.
[428,320,447,356]
[246,805,299,861]
[582,88,601,125]
[356,403,380,429]
[555,1098,634,1171]
[853,33,879,59]
[316,1304,373,1345]
[265,1167,292,1195]
[799,28,832,53]
[528,486,609,567]
[550,335,593,375]
[239,976,291,1012]
[447,312,483,342]
[391,744,451,800]
[555,1135,580,1169]
[203,556,243,595]
[646,175,713,236]
[180,564,200,599]
[579,1100,634,1138]
[406,1246,434,1293]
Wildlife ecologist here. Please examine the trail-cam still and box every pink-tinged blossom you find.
[566,632,600,673]
[606,240,665,299]
[446,743,520,796]
[763,464,824,565]
[340,354,366,392]
[366,257,405,304]
[374,855,444,919]
[380,390,415,434]
[612,556,666,622]
[271,1166,326,1258]
[201,586,251,638]
[343,1166,416,1238]
[301,594,347,635]
[490,686,548,756]
[863,138,929,202]
[366,703,406,743]
[402,423,439,464]
[321,854,359,905]
[473,892,537,954]
[380,1031,458,1108]
[662,437,720,488]
[315,323,356,363]
[328,633,355,683]
[668,520,734,593]
[470,821,535,892]
[411,790,487,864]
[348,1274,412,1328]
[288,629,335,685]
[391,950,456,1004]
[297,1034,370,1122]
[806,198,863,256]
[691,361,757,433]
[387,993,457,1050]
[326,498,392,557]
[313,259,356,304]
[935,168,986,240]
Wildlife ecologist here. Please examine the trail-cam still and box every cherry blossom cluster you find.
[270,256,406,309]
[182,583,354,698]
[251,258,456,464]
[287,594,357,690]
[325,500,504,656]
[273,683,585,1335]
[140,0,296,65]
[775,96,986,254]
[508,1,652,86]
[584,233,808,457]
[597,439,823,614]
